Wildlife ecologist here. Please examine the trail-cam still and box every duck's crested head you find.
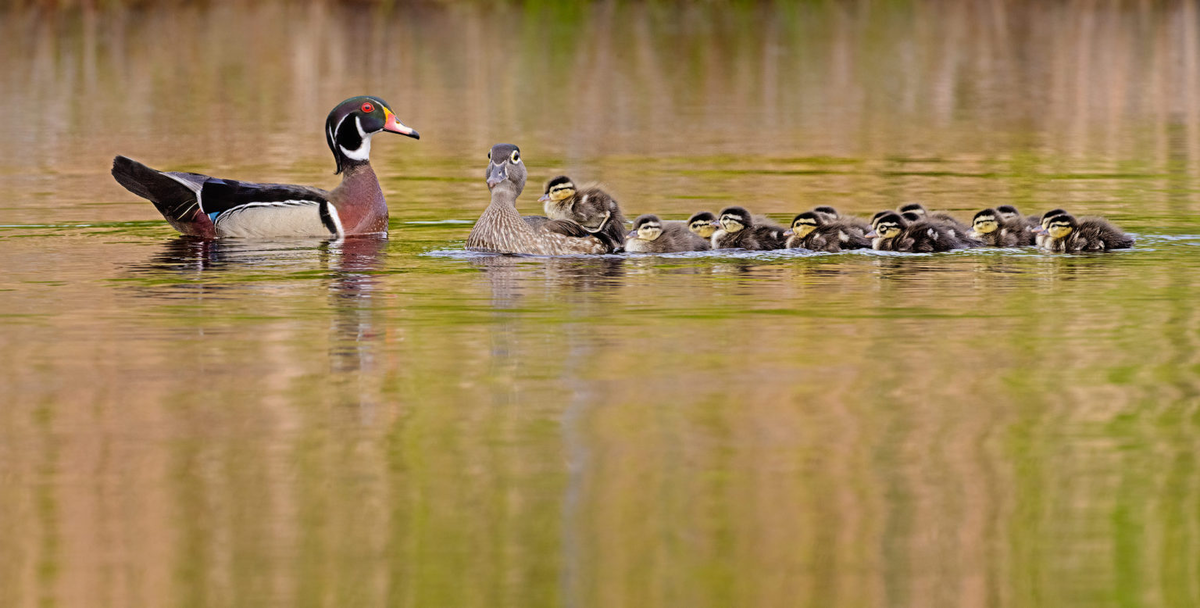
[898,203,928,217]
[485,143,527,194]
[867,211,906,239]
[995,204,1020,220]
[972,209,1000,234]
[788,211,821,238]
[629,214,664,242]
[718,206,753,233]
[1045,213,1078,239]
[538,175,576,204]
[688,211,717,238]
[325,95,418,174]
[811,206,840,221]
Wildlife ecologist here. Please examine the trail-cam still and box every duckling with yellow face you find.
[970,208,1029,247]
[867,211,966,252]
[784,211,871,251]
[1034,208,1068,248]
[1036,212,1133,252]
[538,175,628,248]
[688,212,718,241]
[710,206,788,250]
[624,214,711,253]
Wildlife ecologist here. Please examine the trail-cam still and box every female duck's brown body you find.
[466,144,615,255]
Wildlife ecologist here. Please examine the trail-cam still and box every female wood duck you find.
[867,211,967,252]
[970,208,1032,247]
[624,214,711,253]
[465,144,618,255]
[710,207,788,250]
[538,176,628,248]
[1035,213,1134,252]
[783,211,871,252]
[111,96,419,239]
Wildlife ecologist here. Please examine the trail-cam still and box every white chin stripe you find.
[339,115,373,161]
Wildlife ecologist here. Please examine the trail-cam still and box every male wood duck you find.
[111,96,419,239]
[465,144,618,255]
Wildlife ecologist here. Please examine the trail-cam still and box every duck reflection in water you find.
[136,236,389,375]
[468,255,626,310]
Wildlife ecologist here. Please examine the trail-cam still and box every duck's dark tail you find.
[111,155,216,238]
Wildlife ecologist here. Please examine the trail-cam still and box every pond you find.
[1,2,1199,607]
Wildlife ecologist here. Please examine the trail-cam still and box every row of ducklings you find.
[532,175,1133,254]
[627,204,1134,254]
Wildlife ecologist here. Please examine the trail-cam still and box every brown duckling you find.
[970,208,1032,247]
[466,144,619,255]
[688,211,718,241]
[812,205,872,237]
[784,211,871,252]
[1036,213,1134,252]
[624,214,711,253]
[1034,208,1068,248]
[867,211,967,253]
[711,206,788,250]
[538,175,627,247]
[898,203,973,240]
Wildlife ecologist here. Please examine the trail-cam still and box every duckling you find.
[784,211,871,252]
[1035,208,1068,248]
[995,204,1041,243]
[688,211,718,241]
[867,211,966,252]
[1036,213,1134,252]
[898,203,973,240]
[466,144,619,255]
[538,175,628,247]
[970,208,1031,247]
[710,206,788,250]
[811,205,872,237]
[624,214,711,253]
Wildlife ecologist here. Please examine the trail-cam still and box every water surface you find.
[2,3,1200,608]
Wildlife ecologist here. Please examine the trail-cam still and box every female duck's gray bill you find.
[486,164,508,189]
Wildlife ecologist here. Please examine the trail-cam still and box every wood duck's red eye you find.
[361,102,375,113]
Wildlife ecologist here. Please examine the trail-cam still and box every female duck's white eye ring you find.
[510,151,520,163]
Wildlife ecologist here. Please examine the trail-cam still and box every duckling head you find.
[717,206,752,233]
[996,205,1021,221]
[785,212,821,239]
[1040,208,1067,230]
[688,212,717,238]
[901,211,923,223]
[325,96,419,174]
[812,206,840,221]
[628,214,664,242]
[971,209,1001,235]
[538,176,576,204]
[485,144,527,194]
[898,203,928,218]
[1045,213,1077,239]
[866,211,906,239]
[870,210,890,225]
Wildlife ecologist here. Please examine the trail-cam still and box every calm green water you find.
[2,2,1200,607]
